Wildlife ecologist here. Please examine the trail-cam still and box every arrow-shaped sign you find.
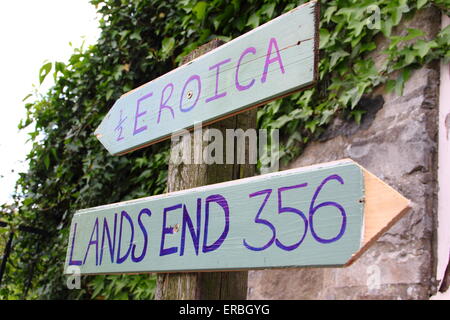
[94,1,319,155]
[64,159,410,275]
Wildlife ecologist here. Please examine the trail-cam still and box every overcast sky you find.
[0,1,100,204]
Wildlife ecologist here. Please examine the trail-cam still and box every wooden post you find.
[155,39,256,300]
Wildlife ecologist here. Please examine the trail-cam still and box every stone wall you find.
[247,8,442,300]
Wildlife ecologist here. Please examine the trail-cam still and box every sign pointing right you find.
[64,159,410,274]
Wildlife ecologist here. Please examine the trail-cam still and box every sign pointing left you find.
[94,1,318,155]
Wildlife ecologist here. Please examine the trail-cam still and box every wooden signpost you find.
[64,159,410,274]
[64,0,412,300]
[94,1,319,156]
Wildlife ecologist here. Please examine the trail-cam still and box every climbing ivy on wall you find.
[0,0,448,299]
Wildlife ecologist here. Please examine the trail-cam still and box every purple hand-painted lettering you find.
[131,208,151,262]
[68,223,82,266]
[203,194,230,253]
[160,204,181,256]
[180,75,201,112]
[180,198,202,256]
[100,213,118,265]
[276,183,308,251]
[205,58,231,103]
[133,92,153,135]
[116,210,135,264]
[235,47,256,91]
[157,83,175,124]
[244,174,347,252]
[261,37,285,83]
[83,218,99,266]
[309,174,347,244]
[243,189,275,251]
[115,110,127,141]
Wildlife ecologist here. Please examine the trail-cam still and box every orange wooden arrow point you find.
[346,164,411,266]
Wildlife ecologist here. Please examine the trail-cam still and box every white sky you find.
[0,1,100,204]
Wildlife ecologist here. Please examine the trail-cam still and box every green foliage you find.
[88,274,157,300]
[39,62,53,85]
[1,0,448,299]
[0,224,8,261]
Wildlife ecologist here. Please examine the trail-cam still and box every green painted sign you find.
[94,1,318,155]
[65,160,366,275]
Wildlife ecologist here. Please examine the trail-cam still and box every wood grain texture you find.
[345,166,411,266]
[94,1,319,155]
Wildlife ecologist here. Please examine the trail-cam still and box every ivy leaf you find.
[130,31,142,41]
[319,28,330,49]
[350,110,366,125]
[330,49,349,68]
[386,79,396,93]
[438,25,450,43]
[192,1,208,21]
[53,62,66,82]
[161,37,175,59]
[360,42,377,53]
[413,39,437,58]
[39,62,52,84]
[417,0,428,9]
[404,28,425,41]
[305,120,319,133]
[392,1,410,25]
[261,3,276,18]
[403,48,417,65]
[394,68,413,96]
[324,6,337,23]
[381,17,394,37]
[233,16,246,32]
[91,277,105,298]
[336,7,355,23]
[212,15,222,30]
[22,197,34,206]
[215,35,232,42]
[106,89,114,101]
[246,12,260,29]
[350,20,367,37]
[351,83,369,109]
[44,154,50,170]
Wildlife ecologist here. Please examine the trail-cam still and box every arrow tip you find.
[346,167,411,266]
